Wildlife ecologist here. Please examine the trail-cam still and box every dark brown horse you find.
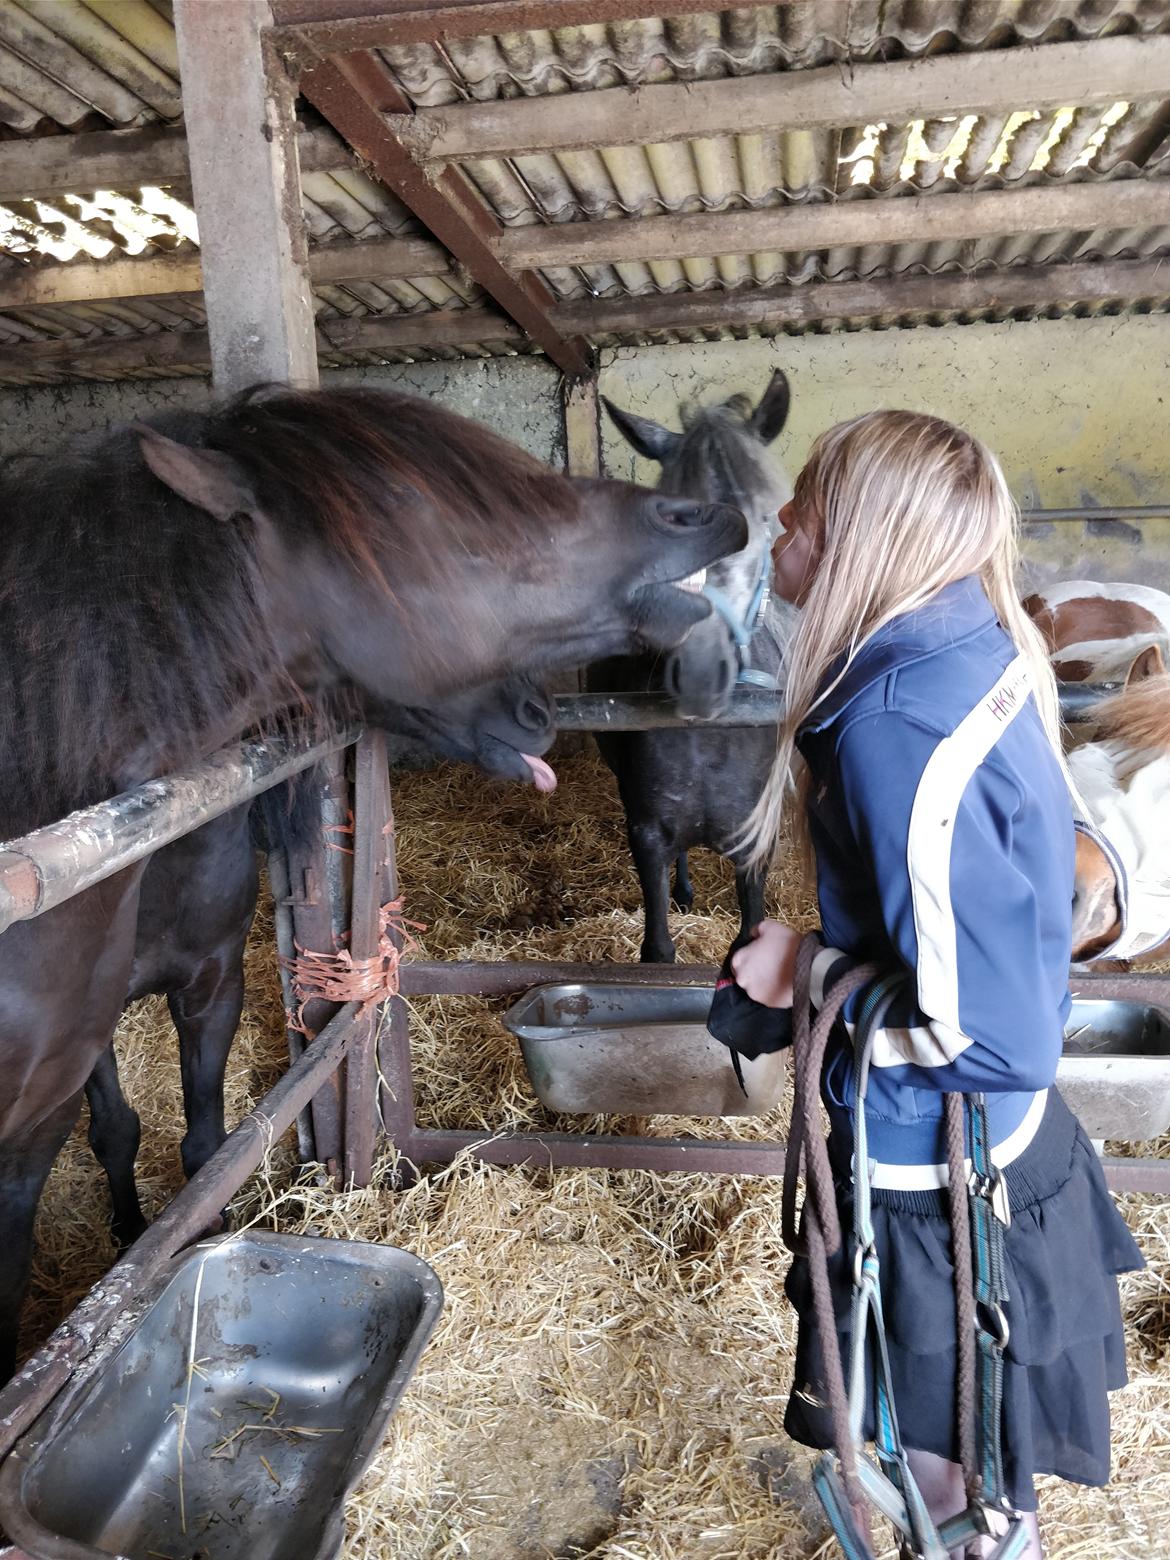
[86,674,558,1249]
[0,383,746,1375]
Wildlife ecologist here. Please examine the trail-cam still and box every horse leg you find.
[629,819,676,964]
[170,953,246,1183]
[0,1093,84,1382]
[84,1047,145,1249]
[733,860,767,954]
[671,851,694,912]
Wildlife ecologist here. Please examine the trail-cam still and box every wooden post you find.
[564,378,601,480]
[172,0,318,392]
[344,731,393,1187]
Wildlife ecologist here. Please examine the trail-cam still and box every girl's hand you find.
[730,920,802,1008]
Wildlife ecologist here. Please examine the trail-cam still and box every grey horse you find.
[589,371,795,962]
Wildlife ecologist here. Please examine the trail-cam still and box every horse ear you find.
[748,369,791,444]
[1125,643,1166,687]
[601,397,681,463]
[134,423,255,521]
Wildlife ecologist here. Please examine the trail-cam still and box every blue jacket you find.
[800,576,1074,1187]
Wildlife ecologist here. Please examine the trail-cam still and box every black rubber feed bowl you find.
[0,1231,443,1560]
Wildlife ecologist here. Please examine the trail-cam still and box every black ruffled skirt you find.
[784,1090,1143,1511]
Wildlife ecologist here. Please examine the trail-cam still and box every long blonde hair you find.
[744,409,1063,871]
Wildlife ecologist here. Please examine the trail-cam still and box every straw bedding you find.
[22,747,1170,1559]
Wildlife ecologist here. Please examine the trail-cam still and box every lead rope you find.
[785,933,1030,1560]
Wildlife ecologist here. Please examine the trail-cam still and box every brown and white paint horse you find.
[1025,580,1170,965]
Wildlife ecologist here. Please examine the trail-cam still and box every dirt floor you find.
[23,747,1170,1560]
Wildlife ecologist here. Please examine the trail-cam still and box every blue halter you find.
[700,549,781,691]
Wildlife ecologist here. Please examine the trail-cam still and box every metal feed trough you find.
[0,1234,442,1560]
[0,680,1166,1560]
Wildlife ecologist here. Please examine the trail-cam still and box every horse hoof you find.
[112,1217,148,1253]
[640,944,677,965]
[671,890,694,912]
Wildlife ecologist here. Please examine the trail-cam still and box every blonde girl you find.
[728,410,1142,1557]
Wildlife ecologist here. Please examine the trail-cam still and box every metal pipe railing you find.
[0,722,359,935]
[555,682,1118,732]
[0,679,1125,936]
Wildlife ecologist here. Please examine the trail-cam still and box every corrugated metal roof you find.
[0,0,1167,383]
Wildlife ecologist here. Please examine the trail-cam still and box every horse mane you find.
[1090,674,1170,775]
[0,384,576,838]
[208,384,580,589]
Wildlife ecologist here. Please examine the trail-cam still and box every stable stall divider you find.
[0,685,1166,1517]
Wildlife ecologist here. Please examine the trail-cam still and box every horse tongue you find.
[522,754,558,793]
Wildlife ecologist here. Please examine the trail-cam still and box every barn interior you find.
[1,3,1169,1557]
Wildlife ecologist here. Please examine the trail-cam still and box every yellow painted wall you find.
[598,312,1170,589]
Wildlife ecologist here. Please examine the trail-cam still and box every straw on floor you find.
[23,748,1170,1560]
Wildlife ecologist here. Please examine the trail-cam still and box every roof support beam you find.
[2,183,1163,316]
[0,235,450,312]
[399,34,1170,162]
[0,306,523,382]
[1,258,1163,385]
[496,180,1170,270]
[553,257,1170,337]
[299,47,592,378]
[0,123,353,204]
[271,1,716,54]
[174,0,318,391]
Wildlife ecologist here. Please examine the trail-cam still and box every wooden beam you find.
[497,180,1170,270]
[0,307,523,380]
[0,123,352,204]
[399,35,1170,162]
[271,0,716,53]
[554,257,1170,336]
[0,235,450,312]
[174,0,318,390]
[564,378,600,477]
[299,47,592,379]
[0,256,1163,385]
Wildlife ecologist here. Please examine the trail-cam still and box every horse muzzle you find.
[664,612,739,721]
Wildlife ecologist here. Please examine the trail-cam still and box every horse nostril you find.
[521,697,551,733]
[665,656,683,696]
[656,499,707,530]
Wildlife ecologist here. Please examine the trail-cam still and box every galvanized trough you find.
[506,980,785,1116]
[0,1232,442,1560]
[509,982,1170,1143]
[1059,998,1170,1142]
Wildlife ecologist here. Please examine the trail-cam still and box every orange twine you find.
[282,895,425,1037]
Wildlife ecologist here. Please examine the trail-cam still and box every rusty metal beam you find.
[298,48,593,379]
[272,0,716,52]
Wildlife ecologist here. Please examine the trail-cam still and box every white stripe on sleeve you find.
[906,654,1031,1038]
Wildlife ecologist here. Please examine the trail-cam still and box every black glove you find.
[706,945,793,1094]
